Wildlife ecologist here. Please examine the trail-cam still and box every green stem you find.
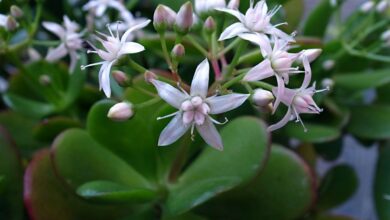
[221,73,245,89]
[225,41,248,77]
[249,81,273,90]
[238,49,262,65]
[32,40,61,47]
[185,35,209,57]
[135,97,161,109]
[218,38,241,58]
[128,59,147,73]
[159,32,173,69]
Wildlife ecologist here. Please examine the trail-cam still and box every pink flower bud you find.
[144,71,157,84]
[6,16,18,31]
[227,0,240,10]
[171,44,185,59]
[107,102,134,121]
[299,49,322,63]
[10,5,23,18]
[175,2,194,35]
[112,70,131,87]
[153,4,176,32]
[253,89,274,107]
[204,16,216,33]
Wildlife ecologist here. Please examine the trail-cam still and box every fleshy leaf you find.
[195,145,316,220]
[334,69,390,91]
[166,117,270,216]
[33,117,82,142]
[283,123,341,143]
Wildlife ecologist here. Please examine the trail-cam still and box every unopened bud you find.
[175,2,194,35]
[171,44,185,60]
[227,0,240,10]
[253,89,274,107]
[107,102,134,121]
[322,59,335,71]
[204,16,216,34]
[39,75,51,86]
[144,71,157,83]
[10,5,23,18]
[112,70,131,87]
[153,4,176,32]
[6,16,18,31]
[360,1,374,12]
[300,49,322,63]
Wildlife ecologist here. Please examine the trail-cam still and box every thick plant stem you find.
[168,133,192,183]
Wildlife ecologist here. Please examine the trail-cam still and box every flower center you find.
[180,96,210,125]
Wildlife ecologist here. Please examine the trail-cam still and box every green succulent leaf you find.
[303,0,344,38]
[52,129,154,193]
[195,145,316,220]
[33,117,82,142]
[317,164,358,211]
[0,127,23,220]
[283,123,341,143]
[165,117,270,216]
[334,69,390,91]
[25,149,139,220]
[3,93,56,118]
[347,105,390,139]
[77,180,157,204]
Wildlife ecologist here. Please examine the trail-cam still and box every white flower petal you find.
[42,22,65,39]
[96,5,107,17]
[69,51,78,73]
[216,8,245,23]
[158,113,190,146]
[151,80,188,109]
[196,117,223,150]
[190,59,210,97]
[118,42,145,56]
[101,61,114,97]
[45,44,68,62]
[266,26,294,43]
[268,107,292,132]
[121,20,151,43]
[238,33,272,56]
[0,14,7,27]
[219,22,248,41]
[82,1,99,10]
[207,93,249,114]
[243,59,274,81]
[300,56,312,90]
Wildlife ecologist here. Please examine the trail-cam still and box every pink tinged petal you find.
[158,113,190,146]
[183,111,195,124]
[151,80,188,109]
[267,107,293,132]
[118,42,145,56]
[200,103,210,114]
[42,22,65,39]
[243,59,274,81]
[300,56,312,90]
[266,26,294,42]
[207,93,249,114]
[194,112,205,125]
[190,59,209,98]
[121,20,151,43]
[273,75,286,113]
[45,44,68,62]
[97,49,115,61]
[83,1,99,10]
[196,117,223,150]
[238,33,272,56]
[216,8,245,23]
[69,51,78,73]
[181,100,194,111]
[98,62,108,91]
[101,61,114,98]
[273,87,296,106]
[219,22,248,41]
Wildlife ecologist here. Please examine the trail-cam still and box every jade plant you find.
[0,0,390,219]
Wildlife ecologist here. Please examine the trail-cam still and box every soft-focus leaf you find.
[33,117,82,142]
[3,93,56,118]
[303,0,344,38]
[25,149,137,220]
[77,180,157,204]
[374,142,390,220]
[196,145,316,220]
[87,96,161,180]
[334,69,390,91]
[314,138,343,161]
[62,54,87,108]
[0,127,23,220]
[284,0,304,32]
[283,123,341,143]
[52,129,153,191]
[317,164,358,211]
[347,105,390,139]
[166,117,270,216]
